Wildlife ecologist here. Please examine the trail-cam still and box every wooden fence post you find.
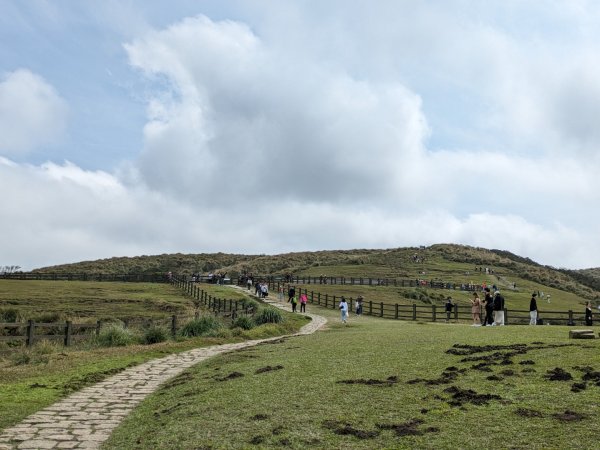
[504,308,508,325]
[380,302,384,317]
[64,321,72,346]
[432,305,436,322]
[96,320,102,336]
[325,294,328,308]
[454,305,458,322]
[333,296,336,309]
[395,304,399,320]
[171,315,177,337]
[26,320,35,347]
[369,301,372,315]
[568,310,575,326]
[413,304,417,320]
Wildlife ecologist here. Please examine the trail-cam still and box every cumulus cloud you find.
[0,69,68,155]
[4,4,600,271]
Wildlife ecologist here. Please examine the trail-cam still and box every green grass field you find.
[104,289,600,449]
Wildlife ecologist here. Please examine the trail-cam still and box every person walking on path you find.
[288,285,296,302]
[529,293,538,325]
[445,296,454,323]
[493,290,505,326]
[585,301,593,326]
[299,293,307,312]
[289,295,298,312]
[470,292,481,326]
[356,296,363,316]
[339,297,349,324]
[482,288,494,326]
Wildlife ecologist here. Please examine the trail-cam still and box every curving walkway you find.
[0,294,326,450]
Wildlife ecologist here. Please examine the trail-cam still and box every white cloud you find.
[0,69,68,155]
[4,3,600,271]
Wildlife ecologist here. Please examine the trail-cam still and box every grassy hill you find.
[32,245,600,302]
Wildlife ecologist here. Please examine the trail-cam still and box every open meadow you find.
[104,288,600,449]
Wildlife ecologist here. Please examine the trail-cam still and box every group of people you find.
[337,296,364,324]
[468,288,505,326]
[286,285,308,312]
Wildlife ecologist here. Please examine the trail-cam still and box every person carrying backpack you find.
[493,291,505,326]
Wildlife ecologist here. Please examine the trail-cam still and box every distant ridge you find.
[32,244,599,300]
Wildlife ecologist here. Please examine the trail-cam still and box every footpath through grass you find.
[106,301,600,449]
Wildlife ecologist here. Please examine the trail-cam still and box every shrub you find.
[96,324,136,347]
[0,308,20,322]
[232,316,255,330]
[180,316,223,337]
[239,298,259,310]
[142,325,169,345]
[10,351,31,366]
[33,339,60,355]
[254,307,283,325]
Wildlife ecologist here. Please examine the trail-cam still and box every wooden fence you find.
[267,281,592,326]
[0,280,253,347]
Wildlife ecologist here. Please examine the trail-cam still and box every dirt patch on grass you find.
[338,376,399,386]
[552,410,587,422]
[272,426,284,435]
[61,363,137,394]
[545,368,573,381]
[575,366,600,386]
[486,375,503,381]
[376,418,439,437]
[215,371,244,382]
[499,369,516,376]
[322,420,379,439]
[519,360,535,365]
[162,372,194,389]
[515,408,544,418]
[407,368,465,386]
[251,414,269,421]
[255,365,284,374]
[249,435,265,445]
[571,382,587,393]
[443,386,502,406]
[522,368,536,373]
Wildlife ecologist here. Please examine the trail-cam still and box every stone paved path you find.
[0,291,326,450]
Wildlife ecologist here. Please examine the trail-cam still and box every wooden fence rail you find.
[264,281,591,326]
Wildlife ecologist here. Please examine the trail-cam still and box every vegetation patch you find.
[407,367,465,385]
[571,382,587,393]
[250,413,269,421]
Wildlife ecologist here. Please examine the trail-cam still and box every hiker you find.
[261,283,269,298]
[482,288,494,326]
[492,291,505,326]
[445,297,454,322]
[289,295,298,312]
[246,277,252,291]
[299,293,307,312]
[339,297,348,324]
[356,296,363,316]
[471,292,481,326]
[529,293,538,325]
[585,302,593,326]
[288,285,295,302]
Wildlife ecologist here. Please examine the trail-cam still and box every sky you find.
[1,0,600,271]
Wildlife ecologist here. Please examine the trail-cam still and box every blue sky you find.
[1,1,600,270]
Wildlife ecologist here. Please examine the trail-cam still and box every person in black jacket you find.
[288,285,295,302]
[529,293,538,325]
[482,288,494,326]
[445,297,454,322]
[585,302,593,326]
[492,291,505,326]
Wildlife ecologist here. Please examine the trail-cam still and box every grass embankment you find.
[0,281,309,430]
[0,280,251,321]
[106,301,599,449]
